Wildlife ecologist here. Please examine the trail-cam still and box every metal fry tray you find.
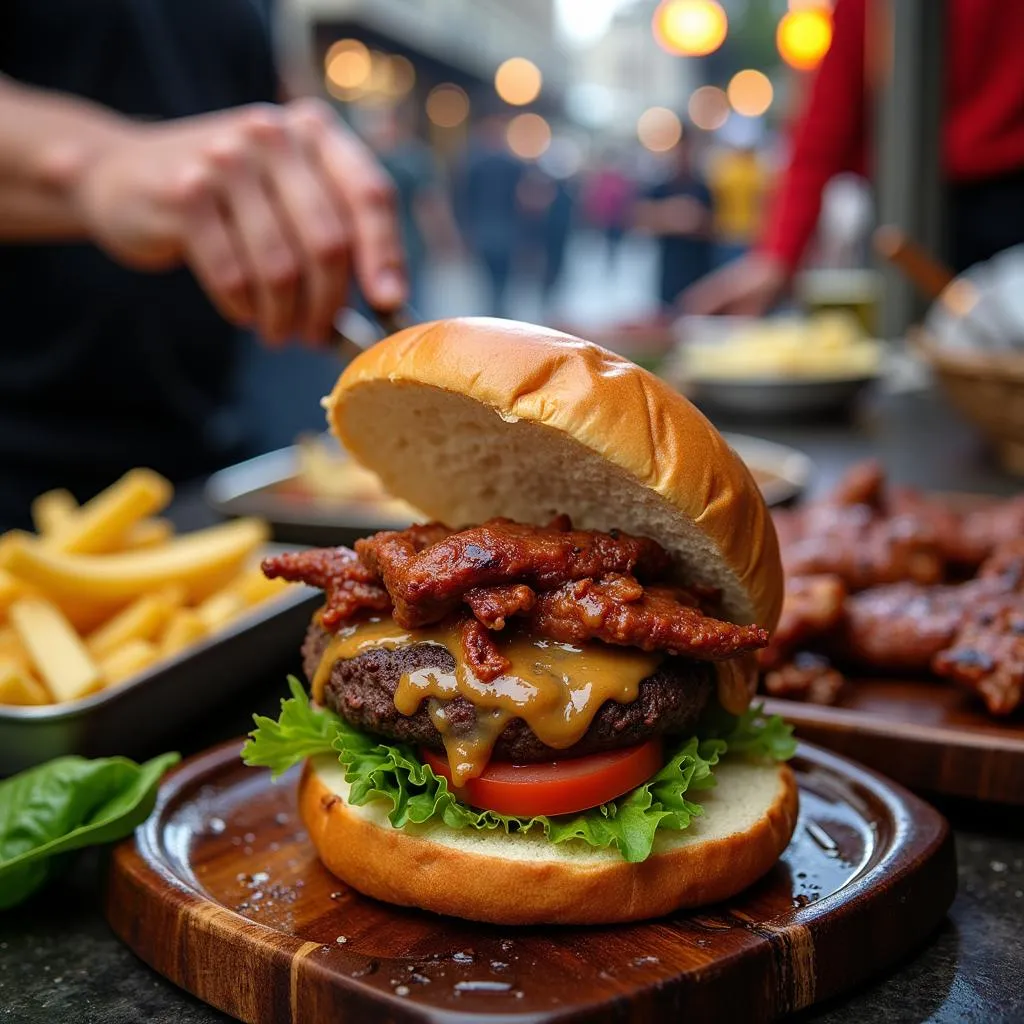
[0,581,318,776]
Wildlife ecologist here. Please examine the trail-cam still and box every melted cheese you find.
[313,617,662,785]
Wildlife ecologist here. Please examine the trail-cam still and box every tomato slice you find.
[421,740,663,817]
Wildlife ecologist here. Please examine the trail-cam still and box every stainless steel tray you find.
[0,579,318,775]
[205,445,416,547]
[206,434,813,547]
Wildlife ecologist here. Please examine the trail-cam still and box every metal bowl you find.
[686,374,878,419]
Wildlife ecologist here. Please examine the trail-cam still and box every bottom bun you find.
[299,754,799,925]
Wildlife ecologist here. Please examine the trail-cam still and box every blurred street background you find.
[245,0,855,447]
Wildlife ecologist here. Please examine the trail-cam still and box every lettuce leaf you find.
[0,751,179,910]
[243,678,793,864]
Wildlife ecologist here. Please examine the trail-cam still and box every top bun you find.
[325,318,782,630]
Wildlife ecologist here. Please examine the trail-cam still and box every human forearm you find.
[755,0,867,271]
[0,76,130,239]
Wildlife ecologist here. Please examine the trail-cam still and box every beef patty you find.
[303,622,715,762]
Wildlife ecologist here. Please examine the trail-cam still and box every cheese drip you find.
[312,617,663,785]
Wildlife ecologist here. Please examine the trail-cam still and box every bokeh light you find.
[727,69,773,117]
[652,0,728,58]
[325,39,372,92]
[425,84,470,128]
[637,107,683,153]
[506,113,552,160]
[385,56,416,98]
[688,86,729,131]
[777,8,833,70]
[495,57,543,106]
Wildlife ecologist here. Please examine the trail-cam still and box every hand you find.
[681,252,788,316]
[71,99,405,344]
[661,195,707,236]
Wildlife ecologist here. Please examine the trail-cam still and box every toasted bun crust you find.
[299,754,799,925]
[325,318,782,632]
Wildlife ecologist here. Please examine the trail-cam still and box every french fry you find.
[44,468,172,554]
[232,564,290,607]
[196,588,246,632]
[121,517,174,550]
[0,628,33,675]
[0,567,31,615]
[5,517,269,604]
[0,660,50,705]
[159,609,207,657]
[0,530,32,570]
[9,597,102,702]
[31,488,78,535]
[86,586,184,660]
[99,638,158,685]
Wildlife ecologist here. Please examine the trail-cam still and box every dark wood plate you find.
[105,740,955,1024]
[765,678,1024,804]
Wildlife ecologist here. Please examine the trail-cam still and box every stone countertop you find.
[2,389,1024,1024]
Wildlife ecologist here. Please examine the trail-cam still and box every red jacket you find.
[759,0,1024,271]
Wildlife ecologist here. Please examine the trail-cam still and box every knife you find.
[332,305,416,362]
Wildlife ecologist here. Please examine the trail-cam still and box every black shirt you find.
[0,0,277,527]
[644,176,713,308]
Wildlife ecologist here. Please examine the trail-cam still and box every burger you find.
[243,318,798,925]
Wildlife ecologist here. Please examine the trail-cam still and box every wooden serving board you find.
[105,740,955,1024]
[764,678,1024,804]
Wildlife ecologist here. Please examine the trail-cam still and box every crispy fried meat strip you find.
[528,576,768,659]
[464,584,537,630]
[933,599,1024,715]
[459,617,510,681]
[356,517,672,628]
[979,537,1024,584]
[763,652,845,705]
[960,498,1024,568]
[782,504,944,590]
[885,487,982,568]
[759,574,846,671]
[827,459,886,509]
[839,574,1018,673]
[261,548,391,629]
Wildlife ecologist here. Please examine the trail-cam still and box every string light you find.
[652,0,728,58]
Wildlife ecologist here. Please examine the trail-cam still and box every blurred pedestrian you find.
[363,104,460,312]
[0,1,405,528]
[706,117,769,269]
[455,114,525,317]
[634,136,714,310]
[685,0,1024,315]
[583,153,634,269]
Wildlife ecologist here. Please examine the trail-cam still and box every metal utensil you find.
[332,305,416,362]
[873,225,954,300]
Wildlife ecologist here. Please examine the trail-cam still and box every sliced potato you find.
[0,660,50,705]
[31,488,78,535]
[232,564,290,607]
[99,638,159,685]
[121,517,174,550]
[9,597,102,702]
[86,586,184,659]
[5,518,269,604]
[196,589,246,632]
[0,625,32,672]
[43,468,173,554]
[159,609,207,657]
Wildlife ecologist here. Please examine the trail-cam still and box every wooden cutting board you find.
[105,740,955,1024]
[765,677,1024,804]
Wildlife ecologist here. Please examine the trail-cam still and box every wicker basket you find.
[915,329,1024,475]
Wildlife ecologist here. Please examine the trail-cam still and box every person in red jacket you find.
[685,0,1024,315]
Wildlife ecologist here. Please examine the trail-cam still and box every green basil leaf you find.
[0,751,179,910]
